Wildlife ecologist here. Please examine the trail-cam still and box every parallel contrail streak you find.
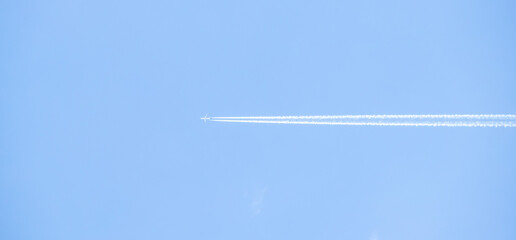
[212,114,516,120]
[211,119,516,127]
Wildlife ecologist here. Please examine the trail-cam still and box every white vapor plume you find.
[212,114,516,120]
[210,119,516,127]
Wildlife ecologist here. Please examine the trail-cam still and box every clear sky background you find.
[2,0,516,239]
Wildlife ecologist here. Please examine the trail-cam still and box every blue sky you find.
[2,0,516,239]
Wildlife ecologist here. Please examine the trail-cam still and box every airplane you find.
[200,114,210,123]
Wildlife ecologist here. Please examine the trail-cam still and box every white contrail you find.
[212,114,516,120]
[211,119,516,127]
